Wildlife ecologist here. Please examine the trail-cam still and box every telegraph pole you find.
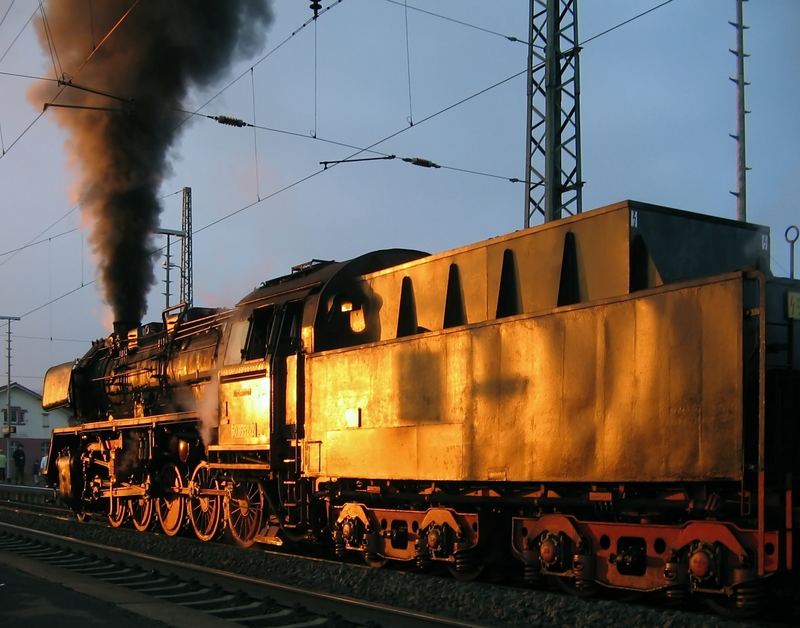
[729,0,749,221]
[2,315,20,477]
[523,0,583,227]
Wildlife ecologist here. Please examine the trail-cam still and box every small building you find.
[1,382,74,483]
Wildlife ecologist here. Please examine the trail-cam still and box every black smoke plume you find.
[30,1,273,323]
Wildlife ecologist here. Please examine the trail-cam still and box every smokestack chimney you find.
[113,321,138,336]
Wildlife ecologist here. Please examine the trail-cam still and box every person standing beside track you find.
[12,444,25,484]
[0,448,6,481]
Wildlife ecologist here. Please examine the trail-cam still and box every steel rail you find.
[0,521,482,627]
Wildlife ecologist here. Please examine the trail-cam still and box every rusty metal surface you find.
[305,274,744,483]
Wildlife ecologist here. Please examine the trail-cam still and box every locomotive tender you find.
[43,200,799,608]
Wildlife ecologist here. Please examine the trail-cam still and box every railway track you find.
[0,485,781,627]
[0,520,478,627]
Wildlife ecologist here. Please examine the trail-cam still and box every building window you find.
[2,407,26,425]
[42,412,49,428]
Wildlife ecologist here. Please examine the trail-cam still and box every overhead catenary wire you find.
[0,227,79,258]
[251,67,261,201]
[581,0,677,46]
[73,0,140,77]
[381,0,531,46]
[87,0,96,49]
[13,334,91,344]
[38,1,64,79]
[0,67,520,184]
[313,12,318,136]
[0,3,35,66]
[0,0,15,32]
[176,0,345,133]
[0,0,141,163]
[403,0,414,125]
[0,190,178,268]
[14,0,681,324]
[17,63,530,319]
[207,113,522,182]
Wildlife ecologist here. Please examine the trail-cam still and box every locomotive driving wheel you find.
[129,494,154,532]
[188,462,221,542]
[155,463,186,537]
[107,496,126,528]
[224,480,265,548]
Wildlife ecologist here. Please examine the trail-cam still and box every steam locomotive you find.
[43,200,799,611]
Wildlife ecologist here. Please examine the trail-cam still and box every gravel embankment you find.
[0,508,773,627]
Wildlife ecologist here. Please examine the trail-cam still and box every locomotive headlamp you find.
[177,439,190,463]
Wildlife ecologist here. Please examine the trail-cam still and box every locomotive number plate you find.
[230,423,257,439]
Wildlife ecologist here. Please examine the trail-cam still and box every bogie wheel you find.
[107,496,127,528]
[129,494,154,532]
[224,480,265,548]
[156,463,186,537]
[448,562,484,582]
[447,547,484,582]
[188,462,221,542]
[704,585,762,619]
[75,510,90,523]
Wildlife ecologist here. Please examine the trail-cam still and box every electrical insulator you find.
[310,1,321,18]
[213,115,247,128]
[402,157,440,169]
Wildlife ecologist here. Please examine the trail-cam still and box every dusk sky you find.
[0,0,798,392]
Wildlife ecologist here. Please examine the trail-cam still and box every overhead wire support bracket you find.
[57,78,133,104]
[42,103,124,113]
[320,155,396,169]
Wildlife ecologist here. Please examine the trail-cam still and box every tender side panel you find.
[304,275,744,483]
